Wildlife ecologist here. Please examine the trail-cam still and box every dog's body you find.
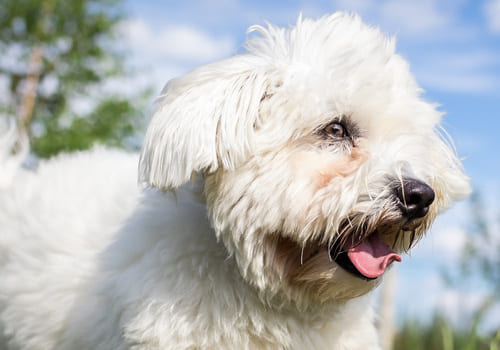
[0,150,378,349]
[0,13,469,349]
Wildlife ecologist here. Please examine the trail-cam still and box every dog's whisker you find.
[300,242,306,265]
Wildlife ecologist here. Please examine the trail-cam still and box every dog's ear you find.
[139,57,271,190]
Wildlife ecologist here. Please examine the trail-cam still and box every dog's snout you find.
[396,179,435,219]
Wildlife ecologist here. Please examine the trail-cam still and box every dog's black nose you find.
[396,179,435,219]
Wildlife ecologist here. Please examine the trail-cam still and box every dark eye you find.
[323,122,347,138]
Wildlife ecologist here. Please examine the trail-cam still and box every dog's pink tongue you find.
[347,233,401,279]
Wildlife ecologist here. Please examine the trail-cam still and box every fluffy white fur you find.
[0,13,469,349]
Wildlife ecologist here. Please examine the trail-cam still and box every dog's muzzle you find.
[330,178,435,280]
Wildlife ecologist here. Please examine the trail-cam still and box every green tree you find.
[0,0,150,157]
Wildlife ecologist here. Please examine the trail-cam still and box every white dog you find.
[0,13,469,350]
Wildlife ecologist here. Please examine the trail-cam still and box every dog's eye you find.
[323,122,347,138]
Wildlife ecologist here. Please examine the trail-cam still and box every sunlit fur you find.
[0,13,469,349]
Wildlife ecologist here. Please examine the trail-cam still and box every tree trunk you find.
[15,46,43,152]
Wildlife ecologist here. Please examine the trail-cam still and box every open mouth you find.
[329,231,402,280]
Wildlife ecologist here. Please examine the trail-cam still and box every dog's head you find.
[139,13,470,307]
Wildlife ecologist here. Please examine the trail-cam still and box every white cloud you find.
[417,71,498,94]
[100,18,239,99]
[437,289,486,322]
[410,202,470,262]
[103,64,187,97]
[379,0,453,35]
[121,18,236,64]
[393,268,447,325]
[412,50,500,94]
[430,226,468,260]
[485,0,500,33]
[434,287,500,333]
[332,0,456,38]
[331,0,374,14]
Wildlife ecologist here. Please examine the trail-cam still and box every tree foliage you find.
[0,0,149,157]
[31,96,145,157]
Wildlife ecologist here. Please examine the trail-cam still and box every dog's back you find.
[0,148,140,349]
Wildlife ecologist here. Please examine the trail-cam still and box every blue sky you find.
[120,0,500,329]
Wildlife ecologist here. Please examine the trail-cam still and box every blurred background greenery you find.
[0,0,498,349]
[392,192,500,349]
[0,0,151,158]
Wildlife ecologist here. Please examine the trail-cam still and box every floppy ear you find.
[139,56,271,190]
